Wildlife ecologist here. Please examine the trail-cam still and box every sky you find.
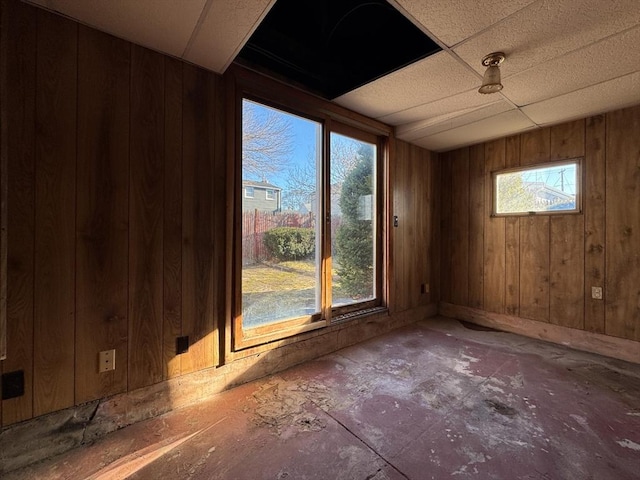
[243,99,320,190]
[520,163,577,195]
[243,99,369,202]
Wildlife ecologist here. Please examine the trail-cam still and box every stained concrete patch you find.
[251,379,332,435]
[484,399,518,416]
[617,439,640,451]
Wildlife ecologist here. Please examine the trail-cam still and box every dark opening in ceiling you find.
[235,0,442,100]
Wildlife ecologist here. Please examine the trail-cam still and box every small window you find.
[493,159,581,216]
[245,186,254,198]
[266,189,275,200]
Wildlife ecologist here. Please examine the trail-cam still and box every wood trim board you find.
[440,302,640,364]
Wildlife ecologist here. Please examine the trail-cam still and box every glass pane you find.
[242,100,322,328]
[495,162,578,214]
[330,133,376,307]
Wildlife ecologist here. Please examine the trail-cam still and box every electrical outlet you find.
[176,336,190,355]
[420,283,430,294]
[591,286,603,300]
[1,370,25,400]
[99,349,116,373]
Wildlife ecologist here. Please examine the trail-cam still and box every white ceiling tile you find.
[396,101,515,141]
[28,0,207,58]
[408,110,537,152]
[453,0,640,78]
[521,71,640,125]
[184,0,275,73]
[391,0,537,47]
[503,26,640,106]
[334,52,479,119]
[379,88,500,125]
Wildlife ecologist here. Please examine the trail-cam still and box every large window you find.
[492,159,581,216]
[237,98,383,347]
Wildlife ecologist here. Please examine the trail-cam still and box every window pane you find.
[242,100,322,328]
[330,133,376,307]
[495,161,579,215]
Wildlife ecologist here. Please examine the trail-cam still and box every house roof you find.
[27,0,640,152]
[242,180,281,190]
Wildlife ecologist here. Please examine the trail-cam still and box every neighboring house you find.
[524,181,575,208]
[242,180,282,212]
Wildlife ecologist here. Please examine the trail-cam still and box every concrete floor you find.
[6,317,640,479]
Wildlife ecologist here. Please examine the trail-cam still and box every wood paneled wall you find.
[391,139,439,312]
[440,105,640,343]
[0,1,441,429]
[0,0,225,425]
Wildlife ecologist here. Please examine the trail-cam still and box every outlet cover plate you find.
[591,286,603,300]
[99,349,116,373]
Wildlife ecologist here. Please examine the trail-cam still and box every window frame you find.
[491,158,583,217]
[231,81,388,352]
[328,122,384,318]
[265,188,275,200]
[244,185,254,198]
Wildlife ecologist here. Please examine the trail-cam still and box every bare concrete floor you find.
[6,317,640,479]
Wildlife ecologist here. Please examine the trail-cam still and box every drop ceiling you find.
[25,0,640,152]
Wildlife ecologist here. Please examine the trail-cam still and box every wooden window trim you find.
[227,65,389,353]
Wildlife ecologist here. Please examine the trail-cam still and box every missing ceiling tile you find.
[235,0,441,99]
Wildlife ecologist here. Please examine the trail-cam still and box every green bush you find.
[335,222,373,297]
[263,227,315,261]
[335,144,374,298]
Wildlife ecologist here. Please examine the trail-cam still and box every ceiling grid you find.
[25,0,640,151]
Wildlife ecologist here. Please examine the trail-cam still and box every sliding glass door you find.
[237,98,382,346]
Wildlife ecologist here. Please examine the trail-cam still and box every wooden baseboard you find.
[439,303,640,365]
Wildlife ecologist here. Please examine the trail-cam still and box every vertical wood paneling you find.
[439,153,453,304]
[520,128,551,166]
[549,214,584,328]
[392,141,437,311]
[549,121,585,329]
[442,110,640,343]
[409,148,421,307]
[181,64,215,374]
[163,57,183,379]
[0,0,5,383]
[390,139,405,311]
[519,129,551,322]
[605,106,640,341]
[550,119,585,160]
[520,216,550,322]
[584,115,606,334]
[504,136,520,316]
[33,9,77,416]
[393,141,409,310]
[483,139,505,313]
[450,148,469,306]
[128,45,164,390]
[2,0,36,425]
[75,26,130,404]
[211,73,225,367]
[430,151,441,304]
[468,145,484,309]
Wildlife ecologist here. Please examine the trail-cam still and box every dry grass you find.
[242,261,317,293]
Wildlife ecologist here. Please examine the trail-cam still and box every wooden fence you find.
[243,210,315,265]
[242,210,343,265]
